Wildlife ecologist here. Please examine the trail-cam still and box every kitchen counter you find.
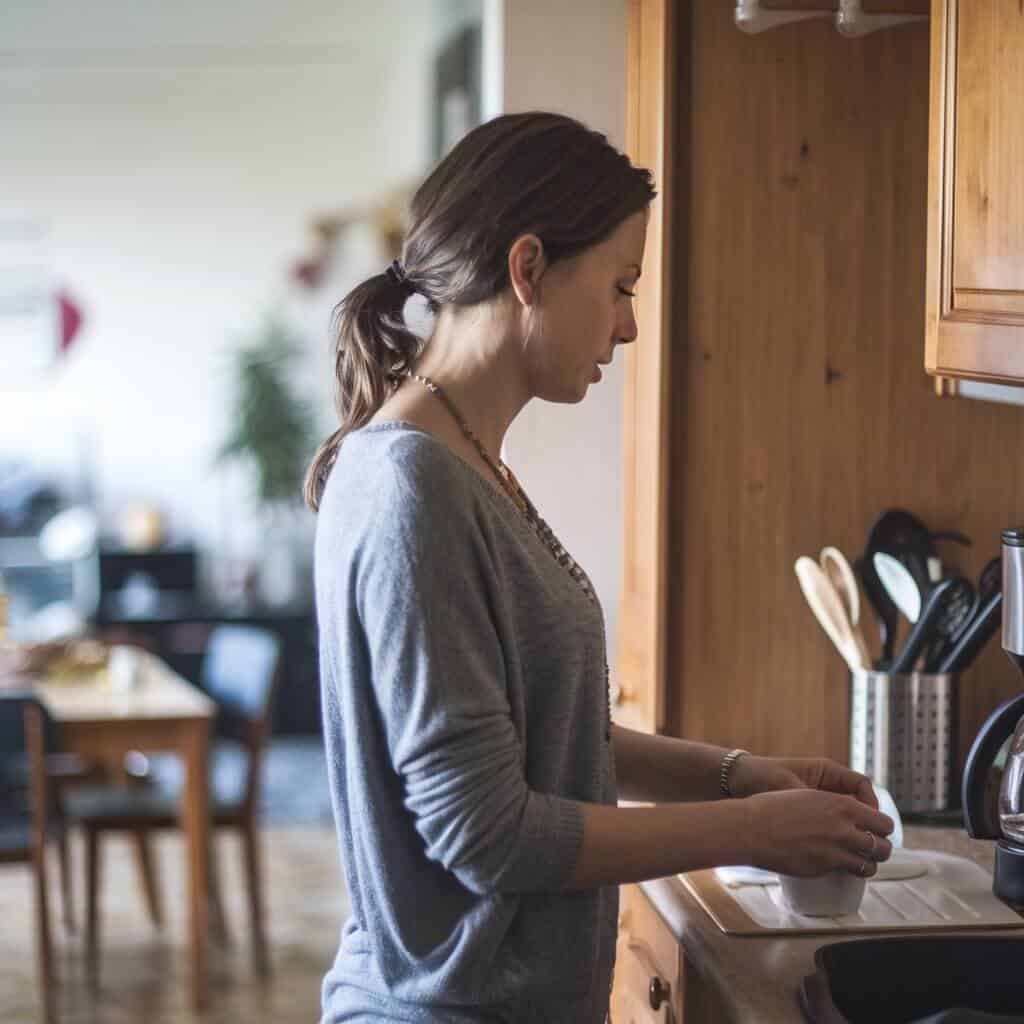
[639,826,1020,1023]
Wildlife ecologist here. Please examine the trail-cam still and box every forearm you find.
[612,723,733,803]
[566,798,753,888]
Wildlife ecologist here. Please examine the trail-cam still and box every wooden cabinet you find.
[611,886,683,1023]
[926,0,1024,384]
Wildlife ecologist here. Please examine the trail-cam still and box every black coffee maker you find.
[962,528,1024,906]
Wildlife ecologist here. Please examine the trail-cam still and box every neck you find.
[408,304,530,457]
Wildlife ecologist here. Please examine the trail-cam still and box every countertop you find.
[640,826,1020,1023]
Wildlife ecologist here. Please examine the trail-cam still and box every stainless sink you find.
[800,936,1024,1023]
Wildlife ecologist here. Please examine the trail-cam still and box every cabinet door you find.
[926,0,1024,383]
[618,0,678,735]
[611,886,682,1023]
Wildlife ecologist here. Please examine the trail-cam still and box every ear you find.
[507,233,547,307]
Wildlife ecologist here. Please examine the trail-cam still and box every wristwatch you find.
[719,748,750,798]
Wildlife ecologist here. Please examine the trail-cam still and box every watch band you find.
[719,748,750,798]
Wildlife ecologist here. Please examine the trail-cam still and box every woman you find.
[308,112,893,1023]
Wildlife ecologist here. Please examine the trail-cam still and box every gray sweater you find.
[315,423,618,1023]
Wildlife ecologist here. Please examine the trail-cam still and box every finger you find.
[847,800,895,837]
[823,765,879,808]
[840,855,879,879]
[833,840,880,878]
[853,775,879,810]
[849,827,893,863]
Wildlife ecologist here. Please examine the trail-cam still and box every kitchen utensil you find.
[820,546,872,668]
[935,592,1003,674]
[944,556,1003,669]
[874,552,923,624]
[889,576,972,674]
[858,511,970,669]
[980,555,1003,601]
[925,556,999,670]
[856,551,899,668]
[795,557,866,672]
[923,577,977,671]
[874,509,941,591]
[856,512,921,663]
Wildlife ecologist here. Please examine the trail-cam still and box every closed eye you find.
[617,286,636,298]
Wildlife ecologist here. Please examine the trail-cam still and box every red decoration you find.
[58,290,83,354]
[291,258,327,290]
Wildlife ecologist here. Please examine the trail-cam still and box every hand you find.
[728,754,879,810]
[744,788,895,878]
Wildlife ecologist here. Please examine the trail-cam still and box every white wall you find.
[500,0,629,667]
[0,1,445,594]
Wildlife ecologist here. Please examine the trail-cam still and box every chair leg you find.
[33,843,57,1024]
[208,834,231,947]
[241,821,269,974]
[131,829,164,930]
[85,826,101,986]
[57,829,75,935]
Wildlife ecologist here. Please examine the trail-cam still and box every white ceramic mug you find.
[778,870,866,917]
[777,783,898,917]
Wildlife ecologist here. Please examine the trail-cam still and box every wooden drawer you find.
[611,885,683,1023]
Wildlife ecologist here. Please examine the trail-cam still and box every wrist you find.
[734,795,759,866]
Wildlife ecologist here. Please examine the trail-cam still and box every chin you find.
[535,379,589,404]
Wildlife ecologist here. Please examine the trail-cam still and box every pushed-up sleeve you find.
[354,460,584,896]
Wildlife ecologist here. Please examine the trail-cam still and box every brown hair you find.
[303,111,656,510]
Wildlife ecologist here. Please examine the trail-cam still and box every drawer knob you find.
[649,975,669,1011]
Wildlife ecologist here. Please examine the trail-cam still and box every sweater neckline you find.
[353,420,528,522]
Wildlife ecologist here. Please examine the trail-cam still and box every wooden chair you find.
[67,625,282,977]
[0,695,66,1024]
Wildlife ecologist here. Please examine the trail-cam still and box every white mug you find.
[777,782,899,917]
[779,870,866,917]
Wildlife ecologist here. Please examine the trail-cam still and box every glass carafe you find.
[998,715,1024,844]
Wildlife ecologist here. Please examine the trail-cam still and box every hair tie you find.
[386,260,413,292]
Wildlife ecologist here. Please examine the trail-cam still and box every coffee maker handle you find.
[962,692,1024,839]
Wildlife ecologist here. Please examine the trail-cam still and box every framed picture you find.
[433,24,482,161]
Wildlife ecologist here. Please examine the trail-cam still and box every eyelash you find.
[617,286,637,298]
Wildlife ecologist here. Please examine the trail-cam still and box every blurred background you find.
[0,3,630,1021]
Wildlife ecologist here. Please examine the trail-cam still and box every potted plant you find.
[218,317,316,608]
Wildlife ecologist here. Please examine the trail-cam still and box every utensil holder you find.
[849,669,958,814]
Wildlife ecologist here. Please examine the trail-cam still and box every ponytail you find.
[303,268,422,511]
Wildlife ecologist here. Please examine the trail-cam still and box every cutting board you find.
[680,850,1024,936]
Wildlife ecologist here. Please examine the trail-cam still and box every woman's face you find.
[527,209,648,404]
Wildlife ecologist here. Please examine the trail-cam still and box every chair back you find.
[0,695,56,843]
[201,625,282,731]
[200,625,282,814]
[0,692,59,763]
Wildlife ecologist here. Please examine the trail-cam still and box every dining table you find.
[2,646,215,1011]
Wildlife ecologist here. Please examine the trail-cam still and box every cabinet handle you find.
[649,975,670,1011]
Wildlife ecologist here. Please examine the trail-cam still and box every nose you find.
[618,306,639,346]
